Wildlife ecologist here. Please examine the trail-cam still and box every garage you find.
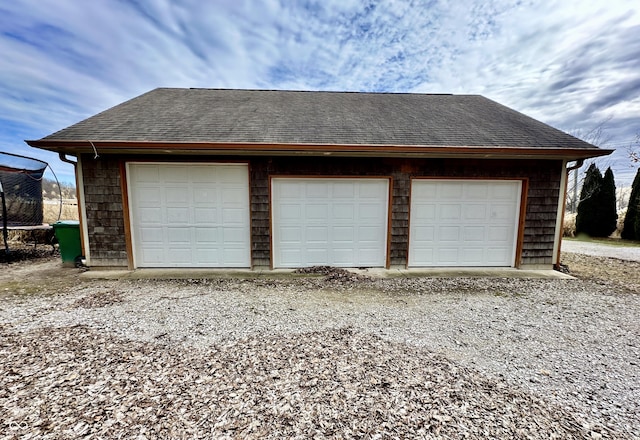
[127,163,250,268]
[271,178,389,268]
[409,180,522,267]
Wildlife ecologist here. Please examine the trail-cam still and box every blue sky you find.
[1,0,639,185]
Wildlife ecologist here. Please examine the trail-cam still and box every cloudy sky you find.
[1,0,639,185]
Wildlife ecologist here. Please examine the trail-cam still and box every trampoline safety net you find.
[0,152,48,227]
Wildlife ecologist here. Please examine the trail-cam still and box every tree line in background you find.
[576,164,640,240]
[621,169,640,240]
[42,178,76,200]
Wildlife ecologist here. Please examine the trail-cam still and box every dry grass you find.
[43,200,79,223]
[563,209,628,238]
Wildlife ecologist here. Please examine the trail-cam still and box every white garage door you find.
[272,178,389,268]
[127,163,250,268]
[409,180,521,267]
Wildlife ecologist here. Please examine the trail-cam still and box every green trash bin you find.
[53,220,82,266]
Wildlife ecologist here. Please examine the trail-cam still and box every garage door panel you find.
[488,226,512,241]
[333,183,355,198]
[221,187,245,203]
[134,166,160,183]
[140,248,164,264]
[165,187,187,204]
[440,205,462,220]
[358,248,383,264]
[410,180,521,267]
[491,204,515,220]
[306,226,328,242]
[167,228,190,244]
[194,188,217,203]
[222,227,247,243]
[440,226,461,241]
[140,227,163,244]
[333,226,354,242]
[466,184,488,198]
[191,167,214,182]
[413,225,435,241]
[138,207,162,223]
[222,208,246,224]
[464,205,487,220]
[195,250,219,265]
[439,248,459,263]
[462,248,483,265]
[167,208,189,223]
[194,208,216,224]
[333,249,354,264]
[333,204,355,220]
[307,248,329,263]
[279,204,302,221]
[492,183,518,198]
[307,183,329,198]
[414,183,437,198]
[128,163,250,268]
[272,178,389,268]
[168,247,191,259]
[306,204,329,221]
[360,203,385,219]
[487,248,510,263]
[359,181,386,198]
[359,226,381,241]
[463,226,485,241]
[161,166,189,182]
[279,226,301,242]
[195,227,218,243]
[414,204,436,220]
[136,187,161,204]
[441,184,463,198]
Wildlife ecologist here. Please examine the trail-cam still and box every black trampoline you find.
[0,152,59,254]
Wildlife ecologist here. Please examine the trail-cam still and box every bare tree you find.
[627,133,640,164]
[566,119,614,213]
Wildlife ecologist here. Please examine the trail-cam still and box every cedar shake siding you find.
[80,156,128,267]
[80,154,561,269]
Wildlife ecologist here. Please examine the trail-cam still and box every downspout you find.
[59,153,87,263]
[554,159,584,270]
[1,180,8,254]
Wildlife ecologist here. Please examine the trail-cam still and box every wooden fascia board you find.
[26,140,614,160]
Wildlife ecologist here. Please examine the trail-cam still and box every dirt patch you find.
[0,243,55,264]
[561,252,640,293]
[0,254,84,299]
[294,265,373,283]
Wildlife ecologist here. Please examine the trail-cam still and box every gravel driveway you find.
[1,256,639,439]
[562,239,640,261]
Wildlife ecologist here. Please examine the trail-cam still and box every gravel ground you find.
[562,239,640,262]
[0,254,639,438]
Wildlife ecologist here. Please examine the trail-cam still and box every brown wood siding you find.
[249,158,271,268]
[80,155,562,269]
[250,157,562,268]
[521,167,562,266]
[80,154,128,266]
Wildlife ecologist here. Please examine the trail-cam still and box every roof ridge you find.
[181,87,456,96]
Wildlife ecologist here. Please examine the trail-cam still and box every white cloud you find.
[0,0,638,183]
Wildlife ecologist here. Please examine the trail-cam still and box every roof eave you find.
[26,140,613,161]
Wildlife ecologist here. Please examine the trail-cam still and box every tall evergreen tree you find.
[622,168,640,240]
[600,167,618,237]
[576,164,604,236]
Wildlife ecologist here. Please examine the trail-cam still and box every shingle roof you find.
[30,88,609,158]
